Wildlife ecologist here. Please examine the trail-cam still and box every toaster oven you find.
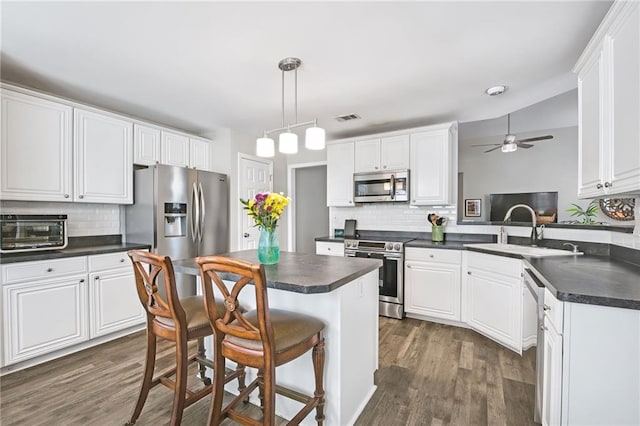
[0,214,68,253]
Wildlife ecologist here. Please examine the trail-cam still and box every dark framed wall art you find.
[465,199,481,217]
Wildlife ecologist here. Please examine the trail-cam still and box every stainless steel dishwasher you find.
[524,268,545,424]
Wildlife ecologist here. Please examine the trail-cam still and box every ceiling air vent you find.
[335,113,361,122]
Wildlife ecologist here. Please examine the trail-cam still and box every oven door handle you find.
[390,174,395,200]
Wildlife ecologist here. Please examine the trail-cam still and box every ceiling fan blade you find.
[517,135,554,143]
[517,143,534,148]
[472,143,502,147]
[484,146,502,153]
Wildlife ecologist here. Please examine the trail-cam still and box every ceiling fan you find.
[472,113,553,153]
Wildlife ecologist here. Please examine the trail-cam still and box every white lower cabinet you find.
[404,248,461,322]
[464,252,523,354]
[542,315,563,426]
[2,274,88,366]
[88,251,145,338]
[1,251,144,368]
[315,241,345,257]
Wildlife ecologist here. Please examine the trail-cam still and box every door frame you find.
[286,161,327,251]
[237,153,273,250]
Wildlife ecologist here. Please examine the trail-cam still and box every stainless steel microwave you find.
[0,214,68,253]
[353,170,409,203]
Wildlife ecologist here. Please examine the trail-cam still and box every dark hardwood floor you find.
[0,317,535,425]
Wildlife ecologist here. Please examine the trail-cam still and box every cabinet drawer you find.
[88,251,132,272]
[466,251,522,278]
[2,257,87,284]
[544,288,564,330]
[315,242,344,257]
[405,247,461,264]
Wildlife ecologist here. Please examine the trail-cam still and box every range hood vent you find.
[335,113,361,122]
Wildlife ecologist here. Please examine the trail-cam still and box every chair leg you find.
[262,363,276,426]
[197,337,212,386]
[208,342,227,426]
[170,337,189,426]
[313,338,326,426]
[127,329,157,425]
[236,363,249,403]
[257,369,265,410]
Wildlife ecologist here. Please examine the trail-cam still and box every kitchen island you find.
[173,250,382,426]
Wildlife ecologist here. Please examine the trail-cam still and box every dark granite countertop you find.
[525,256,640,310]
[0,235,151,264]
[405,239,472,250]
[172,250,382,294]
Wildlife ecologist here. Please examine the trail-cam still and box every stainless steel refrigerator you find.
[125,164,229,297]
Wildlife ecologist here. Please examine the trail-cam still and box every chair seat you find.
[226,309,324,354]
[155,296,223,334]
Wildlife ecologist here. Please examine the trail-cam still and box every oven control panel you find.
[344,239,404,253]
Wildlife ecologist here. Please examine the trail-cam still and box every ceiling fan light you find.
[279,131,298,154]
[256,136,275,158]
[305,126,325,150]
[501,143,517,153]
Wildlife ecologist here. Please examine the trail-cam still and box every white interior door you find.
[238,155,272,250]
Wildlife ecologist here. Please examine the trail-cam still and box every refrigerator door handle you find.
[198,182,205,242]
[191,182,199,243]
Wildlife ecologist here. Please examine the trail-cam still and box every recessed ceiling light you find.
[485,85,508,96]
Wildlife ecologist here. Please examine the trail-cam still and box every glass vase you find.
[258,227,280,265]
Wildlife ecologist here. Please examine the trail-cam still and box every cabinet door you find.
[327,142,355,206]
[542,319,563,426]
[133,124,161,166]
[405,261,461,321]
[354,138,381,173]
[89,269,145,338]
[189,137,211,171]
[608,4,640,195]
[3,275,88,365]
[74,108,133,204]
[380,135,410,171]
[1,89,73,202]
[161,130,189,168]
[577,47,606,198]
[410,129,453,205]
[466,267,523,354]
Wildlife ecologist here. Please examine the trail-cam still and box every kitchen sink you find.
[464,243,583,258]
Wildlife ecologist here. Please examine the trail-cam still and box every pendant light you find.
[256,57,325,157]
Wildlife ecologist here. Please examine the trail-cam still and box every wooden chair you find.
[197,255,326,426]
[126,250,245,426]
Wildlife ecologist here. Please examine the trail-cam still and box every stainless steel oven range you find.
[344,238,407,319]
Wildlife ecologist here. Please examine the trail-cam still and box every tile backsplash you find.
[1,201,121,236]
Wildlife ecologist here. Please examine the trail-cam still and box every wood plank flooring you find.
[0,317,536,425]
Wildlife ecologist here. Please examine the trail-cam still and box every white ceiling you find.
[0,1,611,140]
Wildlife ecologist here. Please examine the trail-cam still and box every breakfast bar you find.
[172,250,382,426]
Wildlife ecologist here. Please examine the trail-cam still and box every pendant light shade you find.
[256,57,324,156]
[279,131,298,154]
[256,136,275,158]
[305,125,325,150]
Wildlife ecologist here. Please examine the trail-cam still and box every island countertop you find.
[172,250,382,294]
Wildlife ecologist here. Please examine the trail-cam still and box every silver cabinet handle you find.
[429,254,434,258]
[243,233,250,238]
[540,325,548,331]
[467,271,472,275]
[78,195,84,199]
[64,194,70,198]
[374,166,379,170]
[543,304,551,311]
[120,258,125,263]
[94,276,100,280]
[596,183,603,189]
[79,279,85,283]
[46,268,53,272]
[383,165,387,169]
[604,182,612,188]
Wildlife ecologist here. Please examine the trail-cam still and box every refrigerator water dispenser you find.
[164,203,187,237]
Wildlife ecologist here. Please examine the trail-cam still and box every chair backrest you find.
[196,256,274,355]
[128,250,187,326]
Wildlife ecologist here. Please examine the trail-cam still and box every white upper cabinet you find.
[160,130,212,170]
[189,137,212,171]
[354,135,410,173]
[133,123,161,166]
[576,1,640,198]
[327,142,355,207]
[74,108,133,204]
[1,89,73,202]
[354,138,381,173]
[410,122,457,205]
[161,130,190,168]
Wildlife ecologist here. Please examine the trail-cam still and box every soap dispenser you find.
[498,226,508,245]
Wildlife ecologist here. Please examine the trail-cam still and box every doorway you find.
[238,154,273,250]
[287,162,328,253]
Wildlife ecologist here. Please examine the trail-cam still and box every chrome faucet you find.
[503,203,542,246]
